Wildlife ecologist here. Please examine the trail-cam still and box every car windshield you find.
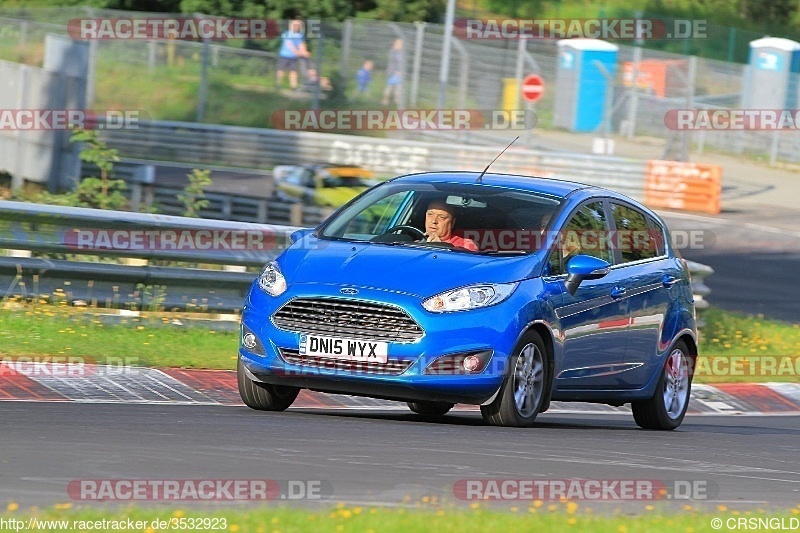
[321,176,377,188]
[319,181,563,255]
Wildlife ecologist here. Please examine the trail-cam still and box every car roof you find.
[390,171,592,199]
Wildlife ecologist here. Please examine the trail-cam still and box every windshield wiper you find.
[482,250,530,255]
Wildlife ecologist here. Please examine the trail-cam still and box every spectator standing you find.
[355,60,374,97]
[277,20,308,90]
[381,38,404,106]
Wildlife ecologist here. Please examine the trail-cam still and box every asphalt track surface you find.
[2,401,799,510]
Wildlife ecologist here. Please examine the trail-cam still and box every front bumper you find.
[239,282,530,405]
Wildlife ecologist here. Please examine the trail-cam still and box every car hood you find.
[279,237,541,298]
[314,187,366,207]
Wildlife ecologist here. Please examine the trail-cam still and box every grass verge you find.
[1,301,798,381]
[3,503,799,533]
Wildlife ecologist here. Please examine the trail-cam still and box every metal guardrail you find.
[1,200,713,315]
[79,159,335,226]
[99,120,649,199]
[0,200,302,311]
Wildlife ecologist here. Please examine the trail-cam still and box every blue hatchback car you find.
[239,172,697,429]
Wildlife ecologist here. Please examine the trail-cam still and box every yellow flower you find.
[6,502,19,512]
[172,510,184,518]
[229,525,240,532]
[533,500,543,508]
[717,504,728,512]
[566,501,579,514]
[568,517,577,525]
[683,504,692,511]
[645,505,654,511]
[618,526,628,533]
[271,517,279,524]
[53,502,72,509]
[469,502,480,510]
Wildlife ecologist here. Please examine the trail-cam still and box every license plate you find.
[299,334,388,363]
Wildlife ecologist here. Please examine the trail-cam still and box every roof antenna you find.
[476,136,519,183]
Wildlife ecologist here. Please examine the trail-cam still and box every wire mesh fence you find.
[2,8,800,165]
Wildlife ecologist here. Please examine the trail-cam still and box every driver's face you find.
[425,204,454,240]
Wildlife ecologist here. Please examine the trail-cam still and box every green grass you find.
[2,298,799,381]
[0,299,238,369]
[694,308,800,383]
[2,502,799,533]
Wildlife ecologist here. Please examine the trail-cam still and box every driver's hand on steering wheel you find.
[425,233,441,243]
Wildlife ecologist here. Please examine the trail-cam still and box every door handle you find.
[610,286,627,299]
[662,275,680,288]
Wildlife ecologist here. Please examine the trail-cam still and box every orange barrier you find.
[644,160,722,215]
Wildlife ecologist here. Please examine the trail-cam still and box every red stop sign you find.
[521,74,545,103]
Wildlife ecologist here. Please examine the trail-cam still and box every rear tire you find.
[481,331,549,428]
[407,401,454,416]
[237,359,299,411]
[632,340,693,430]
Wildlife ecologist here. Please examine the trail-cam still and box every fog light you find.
[462,355,481,372]
[242,332,258,350]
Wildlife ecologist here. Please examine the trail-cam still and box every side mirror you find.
[564,255,611,296]
[290,228,313,244]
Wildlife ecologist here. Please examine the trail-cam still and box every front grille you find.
[278,348,413,375]
[272,297,424,342]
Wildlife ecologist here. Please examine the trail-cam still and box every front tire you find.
[407,400,454,416]
[237,359,299,411]
[632,341,693,430]
[481,331,549,427]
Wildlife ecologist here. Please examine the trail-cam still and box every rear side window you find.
[610,202,658,263]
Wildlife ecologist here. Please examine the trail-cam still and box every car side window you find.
[610,202,658,264]
[647,215,668,256]
[547,201,612,276]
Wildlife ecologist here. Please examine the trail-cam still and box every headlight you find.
[422,283,517,313]
[257,261,287,296]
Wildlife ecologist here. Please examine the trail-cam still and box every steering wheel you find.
[382,224,426,240]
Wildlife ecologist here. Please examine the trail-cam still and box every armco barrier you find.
[97,120,725,214]
[98,120,648,198]
[643,160,723,215]
[1,201,713,313]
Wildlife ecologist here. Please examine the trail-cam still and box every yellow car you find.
[273,164,379,207]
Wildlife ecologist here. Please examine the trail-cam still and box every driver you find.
[423,200,479,251]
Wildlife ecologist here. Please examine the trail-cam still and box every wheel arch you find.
[522,321,556,413]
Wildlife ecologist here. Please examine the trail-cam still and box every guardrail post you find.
[257,200,268,223]
[686,260,713,327]
[290,204,303,226]
[130,183,142,212]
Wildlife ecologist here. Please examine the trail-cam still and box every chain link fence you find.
[2,8,800,166]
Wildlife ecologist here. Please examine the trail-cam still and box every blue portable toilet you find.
[742,37,800,109]
[554,39,619,132]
